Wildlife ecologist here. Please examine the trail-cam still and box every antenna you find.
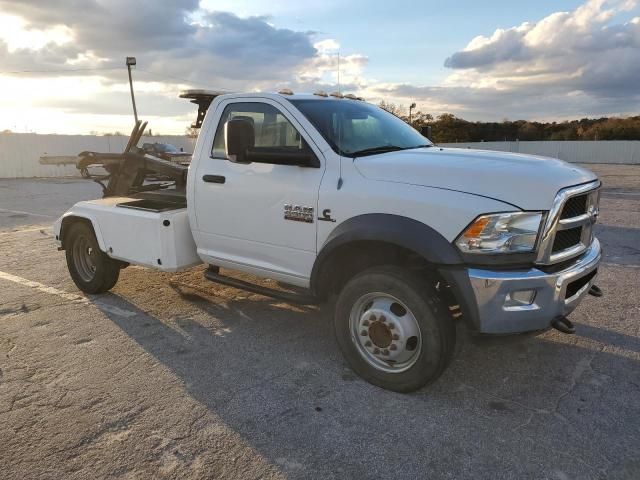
[337,52,341,93]
[337,51,344,190]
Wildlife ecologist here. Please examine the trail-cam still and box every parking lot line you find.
[0,207,55,219]
[0,269,137,318]
[0,270,88,303]
[0,226,52,236]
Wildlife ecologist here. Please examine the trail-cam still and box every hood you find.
[354,147,597,210]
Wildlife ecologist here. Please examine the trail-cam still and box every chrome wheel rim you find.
[349,292,422,373]
[72,235,97,283]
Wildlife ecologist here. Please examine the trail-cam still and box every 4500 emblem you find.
[284,204,314,223]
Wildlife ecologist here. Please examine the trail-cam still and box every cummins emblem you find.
[284,204,314,223]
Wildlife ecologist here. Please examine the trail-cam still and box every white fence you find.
[1,134,639,178]
[0,133,197,178]
[440,140,640,164]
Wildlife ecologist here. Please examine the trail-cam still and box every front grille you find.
[565,269,597,299]
[537,181,600,265]
[552,227,582,252]
[560,194,587,219]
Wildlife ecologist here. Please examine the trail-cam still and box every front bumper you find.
[463,238,601,334]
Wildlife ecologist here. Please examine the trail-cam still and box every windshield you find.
[289,99,432,157]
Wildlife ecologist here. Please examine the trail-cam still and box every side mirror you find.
[225,118,255,163]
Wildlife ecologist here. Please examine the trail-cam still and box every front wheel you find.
[334,266,455,392]
[65,222,120,294]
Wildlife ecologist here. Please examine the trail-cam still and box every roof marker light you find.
[278,88,294,95]
[344,93,357,100]
[313,90,328,97]
[329,91,344,98]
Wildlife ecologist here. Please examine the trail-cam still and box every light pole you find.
[409,102,416,124]
[126,56,138,124]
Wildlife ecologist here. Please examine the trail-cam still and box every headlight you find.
[456,212,543,254]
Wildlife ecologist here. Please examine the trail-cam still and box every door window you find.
[211,102,307,159]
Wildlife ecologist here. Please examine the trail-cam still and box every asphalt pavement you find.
[0,165,639,479]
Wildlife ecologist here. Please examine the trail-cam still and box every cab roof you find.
[179,89,365,128]
[179,89,364,102]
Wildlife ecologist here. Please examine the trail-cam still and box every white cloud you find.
[297,52,368,88]
[314,39,340,53]
[0,0,638,133]
[0,13,72,52]
[378,0,640,120]
[444,0,639,78]
[0,2,324,133]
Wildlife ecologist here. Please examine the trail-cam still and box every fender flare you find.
[59,213,107,252]
[310,213,463,295]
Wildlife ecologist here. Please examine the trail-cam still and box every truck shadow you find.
[89,279,640,478]
[573,322,640,354]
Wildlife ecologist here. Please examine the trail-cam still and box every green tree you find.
[376,99,640,141]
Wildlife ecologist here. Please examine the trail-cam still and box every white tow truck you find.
[54,90,602,392]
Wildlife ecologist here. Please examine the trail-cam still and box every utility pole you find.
[126,57,138,124]
[409,102,416,124]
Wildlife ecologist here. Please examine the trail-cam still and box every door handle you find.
[203,174,226,184]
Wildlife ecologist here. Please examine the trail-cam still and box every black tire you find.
[334,265,455,393]
[65,222,120,294]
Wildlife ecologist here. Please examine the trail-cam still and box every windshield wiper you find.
[403,144,433,150]
[350,144,433,157]
[350,145,405,157]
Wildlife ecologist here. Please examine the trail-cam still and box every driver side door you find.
[193,99,326,286]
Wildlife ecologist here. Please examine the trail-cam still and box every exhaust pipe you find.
[588,285,603,297]
[551,316,575,334]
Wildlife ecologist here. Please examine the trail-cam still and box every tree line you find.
[378,101,640,143]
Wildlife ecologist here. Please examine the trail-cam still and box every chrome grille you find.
[552,227,582,252]
[560,194,587,219]
[536,181,600,265]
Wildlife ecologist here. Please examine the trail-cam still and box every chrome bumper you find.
[467,239,601,334]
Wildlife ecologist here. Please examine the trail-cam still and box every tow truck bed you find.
[60,197,200,272]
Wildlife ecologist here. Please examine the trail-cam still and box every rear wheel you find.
[334,265,455,392]
[65,222,120,293]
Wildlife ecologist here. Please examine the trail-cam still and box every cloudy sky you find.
[0,0,638,134]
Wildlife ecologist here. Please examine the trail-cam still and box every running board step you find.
[204,267,319,305]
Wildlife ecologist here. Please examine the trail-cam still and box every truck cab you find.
[54,90,602,392]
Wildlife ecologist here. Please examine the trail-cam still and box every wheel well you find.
[313,240,463,322]
[59,216,94,250]
[313,241,429,298]
[59,216,129,268]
